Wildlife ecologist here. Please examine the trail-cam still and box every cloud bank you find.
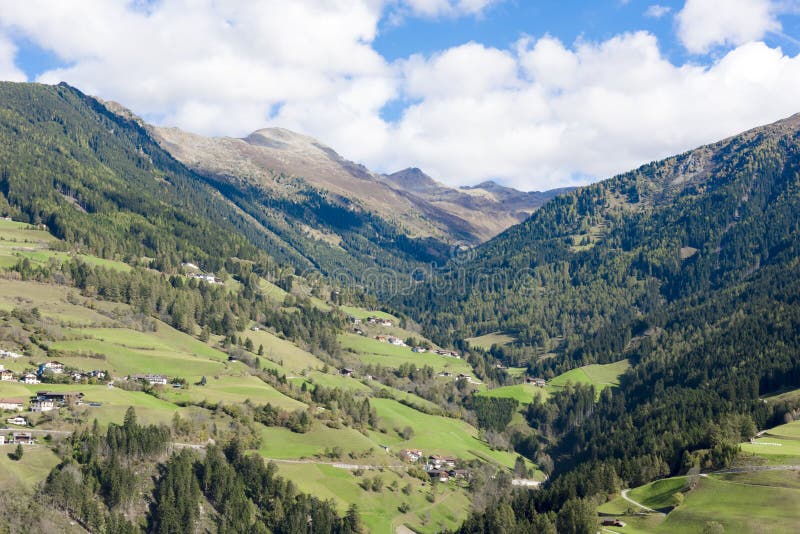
[0,0,799,190]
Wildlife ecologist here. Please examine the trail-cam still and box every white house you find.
[30,399,55,412]
[20,373,40,385]
[0,369,15,381]
[0,349,23,359]
[130,374,168,386]
[6,416,26,426]
[0,398,24,411]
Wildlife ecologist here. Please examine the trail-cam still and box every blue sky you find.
[1,1,800,190]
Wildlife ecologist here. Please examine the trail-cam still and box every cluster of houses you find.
[400,449,470,482]
[0,362,108,385]
[0,391,86,418]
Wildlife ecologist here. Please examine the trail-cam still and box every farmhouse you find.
[0,398,25,411]
[12,432,34,445]
[0,349,23,359]
[601,519,627,527]
[36,391,85,405]
[526,377,546,387]
[375,335,388,343]
[387,336,406,347]
[20,373,40,385]
[427,469,450,483]
[340,368,355,377]
[400,449,423,462]
[130,374,169,386]
[411,346,426,353]
[0,369,12,381]
[30,399,56,412]
[428,455,456,470]
[6,416,26,426]
[38,361,65,375]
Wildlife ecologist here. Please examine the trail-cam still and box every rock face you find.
[152,125,567,243]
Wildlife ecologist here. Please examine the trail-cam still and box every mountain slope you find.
[405,112,800,363]
[382,168,569,241]
[153,125,561,244]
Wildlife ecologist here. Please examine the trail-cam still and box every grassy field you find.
[243,329,325,372]
[761,419,800,439]
[273,462,470,534]
[368,398,528,470]
[465,332,516,351]
[548,359,630,398]
[657,473,800,533]
[0,444,61,489]
[258,279,288,302]
[340,333,473,375]
[259,422,379,460]
[161,374,307,411]
[476,383,548,405]
[0,280,115,326]
[627,476,688,511]
[740,436,800,465]
[338,306,397,322]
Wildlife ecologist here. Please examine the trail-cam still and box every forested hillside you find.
[404,115,800,531]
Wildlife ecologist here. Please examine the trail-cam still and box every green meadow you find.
[548,359,630,398]
[465,332,516,351]
[0,445,61,490]
[340,333,473,375]
[273,462,470,534]
[476,383,548,404]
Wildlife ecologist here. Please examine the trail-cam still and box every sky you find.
[1,0,800,191]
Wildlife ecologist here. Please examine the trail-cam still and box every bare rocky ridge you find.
[151,124,565,243]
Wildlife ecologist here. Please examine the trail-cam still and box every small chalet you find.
[130,374,168,386]
[388,336,405,347]
[375,335,388,343]
[20,373,40,385]
[526,377,546,387]
[36,391,84,405]
[12,432,33,445]
[38,361,65,375]
[380,319,393,327]
[0,398,25,411]
[30,399,56,412]
[0,369,13,381]
[400,449,423,462]
[411,346,426,353]
[6,416,27,426]
[601,519,627,527]
[340,368,355,377]
[0,349,23,359]
[428,469,449,483]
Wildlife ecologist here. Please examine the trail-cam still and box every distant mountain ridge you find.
[152,125,566,244]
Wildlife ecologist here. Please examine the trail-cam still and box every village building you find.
[400,449,424,462]
[12,432,34,445]
[375,335,388,343]
[37,361,65,375]
[387,336,406,347]
[20,373,40,385]
[129,374,168,386]
[6,416,27,426]
[0,349,23,359]
[30,399,56,412]
[0,369,13,381]
[340,368,355,377]
[0,398,25,411]
[412,346,426,353]
[526,377,546,387]
[36,391,85,405]
[601,519,627,528]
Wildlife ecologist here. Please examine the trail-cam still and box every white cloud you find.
[1,2,800,192]
[644,4,671,18]
[676,0,780,53]
[0,35,25,82]
[379,33,800,189]
[396,0,500,18]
